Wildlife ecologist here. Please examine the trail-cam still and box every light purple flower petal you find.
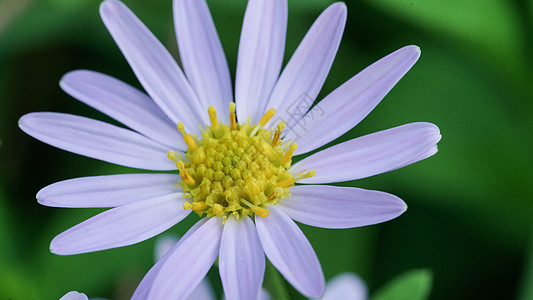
[60,70,184,150]
[100,0,207,130]
[50,194,189,255]
[60,291,89,300]
[286,46,421,155]
[132,219,208,300]
[174,0,232,118]
[321,273,367,300]
[37,173,179,208]
[264,2,346,128]
[147,217,222,299]
[153,234,218,300]
[220,216,265,300]
[255,206,324,297]
[18,112,175,170]
[292,122,441,184]
[235,0,287,123]
[398,145,438,170]
[277,185,406,229]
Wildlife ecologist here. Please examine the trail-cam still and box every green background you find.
[0,0,532,299]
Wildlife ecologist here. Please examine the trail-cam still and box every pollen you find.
[170,103,315,223]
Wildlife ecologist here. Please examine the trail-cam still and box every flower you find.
[19,0,441,299]
[60,291,89,300]
[319,273,367,300]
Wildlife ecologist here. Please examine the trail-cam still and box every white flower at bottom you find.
[319,273,368,300]
[19,0,441,299]
[59,291,88,300]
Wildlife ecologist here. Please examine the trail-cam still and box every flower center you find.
[168,103,314,223]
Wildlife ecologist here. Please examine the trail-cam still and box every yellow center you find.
[168,103,315,223]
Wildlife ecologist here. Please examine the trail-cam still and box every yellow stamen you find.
[177,161,195,185]
[177,123,197,151]
[272,121,285,146]
[208,106,219,129]
[167,151,179,162]
[253,206,270,218]
[304,170,316,178]
[169,102,306,221]
[191,201,207,211]
[259,108,276,127]
[240,198,254,208]
[229,102,237,130]
[276,177,295,187]
[281,143,297,165]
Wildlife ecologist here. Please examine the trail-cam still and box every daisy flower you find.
[19,0,441,299]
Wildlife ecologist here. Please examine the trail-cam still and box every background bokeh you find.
[1,0,532,299]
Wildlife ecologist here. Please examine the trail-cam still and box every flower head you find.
[19,0,440,299]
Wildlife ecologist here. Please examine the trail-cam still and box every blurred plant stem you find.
[0,0,34,36]
[264,260,290,300]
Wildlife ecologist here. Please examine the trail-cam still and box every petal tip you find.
[100,0,124,18]
[35,190,46,203]
[405,44,421,54]
[397,45,421,62]
[50,239,66,255]
[306,280,326,298]
[400,202,408,213]
[332,1,348,11]
[426,123,442,143]
[18,113,35,131]
[330,2,348,19]
[59,69,86,86]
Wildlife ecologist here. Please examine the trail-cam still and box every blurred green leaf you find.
[0,263,40,299]
[361,0,526,85]
[0,187,14,261]
[517,229,533,300]
[0,0,99,59]
[371,269,433,300]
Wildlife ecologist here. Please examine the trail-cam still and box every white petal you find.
[60,70,184,150]
[255,206,324,297]
[174,0,232,118]
[285,46,421,155]
[278,185,406,229]
[37,173,179,208]
[260,289,271,300]
[220,216,265,300]
[147,217,223,299]
[154,234,179,262]
[18,112,175,170]
[50,194,189,255]
[60,291,89,300]
[185,277,216,300]
[235,0,287,123]
[131,219,208,300]
[264,3,346,128]
[100,0,207,130]
[292,122,441,184]
[321,273,367,300]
